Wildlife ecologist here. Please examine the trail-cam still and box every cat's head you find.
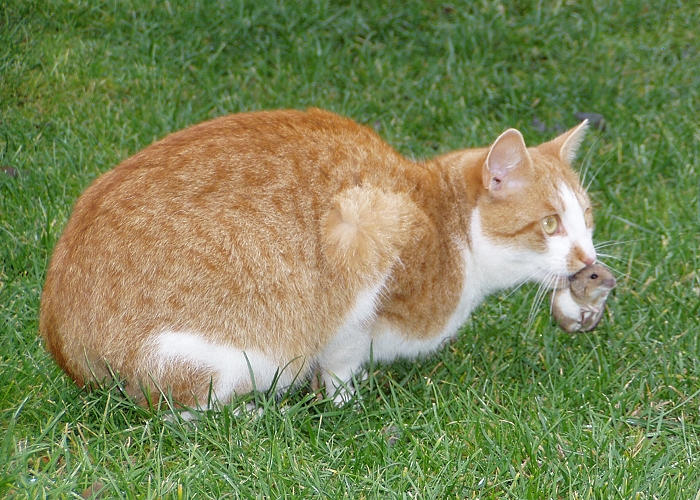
[472,121,595,290]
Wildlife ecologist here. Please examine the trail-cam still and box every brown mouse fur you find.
[552,263,616,332]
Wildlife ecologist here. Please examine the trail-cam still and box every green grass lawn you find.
[2,0,698,497]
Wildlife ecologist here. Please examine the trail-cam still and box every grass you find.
[1,0,698,497]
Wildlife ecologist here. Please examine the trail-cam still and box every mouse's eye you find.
[590,273,598,279]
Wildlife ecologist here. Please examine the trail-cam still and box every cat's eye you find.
[584,207,593,227]
[541,215,559,235]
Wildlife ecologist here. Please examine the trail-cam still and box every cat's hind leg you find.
[144,331,294,409]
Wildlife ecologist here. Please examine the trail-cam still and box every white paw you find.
[163,409,200,423]
[323,372,361,407]
[231,401,265,418]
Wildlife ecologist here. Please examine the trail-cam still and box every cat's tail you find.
[321,186,422,286]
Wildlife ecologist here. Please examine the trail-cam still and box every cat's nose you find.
[580,244,597,267]
[573,245,596,269]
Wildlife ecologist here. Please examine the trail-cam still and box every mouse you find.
[552,263,616,332]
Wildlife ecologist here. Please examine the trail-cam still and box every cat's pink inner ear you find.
[482,128,531,194]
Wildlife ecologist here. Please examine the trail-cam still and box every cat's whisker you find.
[594,239,640,250]
[503,280,530,300]
[596,252,625,262]
[595,260,636,284]
[548,276,559,315]
[526,289,540,329]
[608,215,657,235]
[594,251,638,283]
[526,272,558,330]
[527,292,548,329]
[527,290,544,328]
[536,276,552,317]
[529,278,544,306]
[583,153,611,192]
[545,273,559,314]
[594,240,620,250]
[578,138,601,189]
[533,276,549,305]
[503,269,542,299]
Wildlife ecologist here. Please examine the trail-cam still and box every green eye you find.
[542,215,559,235]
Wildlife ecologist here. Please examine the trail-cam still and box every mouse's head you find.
[569,263,616,301]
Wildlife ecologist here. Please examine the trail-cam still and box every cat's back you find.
[48,108,409,282]
[76,108,397,210]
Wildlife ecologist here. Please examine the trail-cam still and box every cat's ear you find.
[482,128,532,195]
[541,120,589,164]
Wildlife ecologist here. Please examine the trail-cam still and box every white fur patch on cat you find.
[469,208,545,288]
[370,326,455,362]
[558,183,595,263]
[316,279,386,404]
[152,331,290,406]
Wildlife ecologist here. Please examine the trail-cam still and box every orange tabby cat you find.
[40,108,595,408]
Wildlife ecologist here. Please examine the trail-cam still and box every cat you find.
[39,108,596,409]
